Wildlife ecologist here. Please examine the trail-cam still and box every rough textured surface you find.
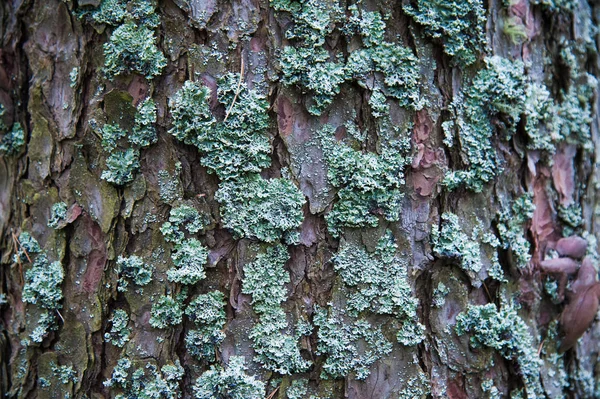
[1,0,600,398]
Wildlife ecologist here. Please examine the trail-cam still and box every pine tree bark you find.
[1,0,600,398]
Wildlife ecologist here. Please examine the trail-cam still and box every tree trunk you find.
[1,0,599,398]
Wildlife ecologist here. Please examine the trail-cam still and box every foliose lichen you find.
[104,309,131,347]
[160,204,209,285]
[184,291,226,361]
[443,56,526,192]
[192,356,266,399]
[314,305,392,380]
[169,75,271,181]
[496,194,535,269]
[104,357,184,399]
[318,124,410,236]
[149,294,184,329]
[242,244,310,374]
[116,255,154,291]
[333,231,424,345]
[47,202,68,229]
[431,213,482,275]
[215,175,305,243]
[455,297,543,397]
[19,232,64,344]
[0,122,25,156]
[403,0,487,66]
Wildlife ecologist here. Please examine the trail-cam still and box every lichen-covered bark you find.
[1,0,600,398]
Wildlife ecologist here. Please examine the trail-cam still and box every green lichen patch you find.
[333,231,424,345]
[455,298,543,398]
[168,76,271,181]
[130,98,158,147]
[104,309,131,347]
[314,305,392,380]
[431,213,482,275]
[184,291,226,361]
[47,202,68,230]
[103,21,166,80]
[150,294,184,329]
[242,244,311,374]
[160,204,209,285]
[318,125,410,236]
[104,357,184,399]
[496,194,535,269]
[88,0,160,27]
[192,356,266,399]
[403,0,487,67]
[443,56,526,192]
[116,255,154,291]
[19,233,64,344]
[0,122,25,156]
[215,175,305,243]
[23,254,64,311]
[101,148,141,186]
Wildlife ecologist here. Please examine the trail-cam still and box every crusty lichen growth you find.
[443,56,526,192]
[275,1,424,115]
[403,0,487,66]
[97,97,158,186]
[104,357,184,399]
[168,76,271,181]
[116,255,154,291]
[455,297,543,397]
[150,293,184,329]
[160,204,209,284]
[314,305,392,380]
[0,122,25,156]
[334,231,424,345]
[242,244,310,374]
[496,194,535,269]
[184,291,226,361]
[19,232,65,344]
[89,0,165,80]
[104,309,131,347]
[318,124,410,236]
[47,202,68,229]
[431,213,482,275]
[216,175,305,243]
[193,356,266,399]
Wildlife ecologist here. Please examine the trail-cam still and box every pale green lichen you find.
[333,231,424,345]
[101,148,141,186]
[496,194,535,269]
[116,255,154,291]
[20,233,64,343]
[192,356,266,399]
[103,21,166,79]
[105,357,184,399]
[242,244,310,374]
[286,379,309,399]
[558,203,583,235]
[168,76,271,181]
[130,98,158,147]
[23,255,64,311]
[215,175,305,243]
[502,16,528,44]
[443,56,526,192]
[69,67,79,87]
[431,213,482,274]
[455,298,543,397]
[160,204,209,285]
[0,122,25,156]
[52,363,78,385]
[104,309,131,347]
[318,124,410,236]
[532,0,578,12]
[48,202,68,229]
[150,294,184,329]
[314,305,392,380]
[403,0,487,66]
[184,291,226,361]
[432,282,450,308]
